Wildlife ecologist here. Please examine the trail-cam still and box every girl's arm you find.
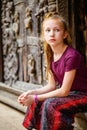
[38,69,76,101]
[29,70,56,95]
[18,70,56,103]
[18,69,76,106]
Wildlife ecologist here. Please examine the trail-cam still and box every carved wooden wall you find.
[0,0,87,87]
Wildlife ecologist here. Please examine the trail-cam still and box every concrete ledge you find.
[0,82,26,113]
[74,113,87,130]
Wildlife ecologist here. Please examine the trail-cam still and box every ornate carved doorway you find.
[0,0,87,87]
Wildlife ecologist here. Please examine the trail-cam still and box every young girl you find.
[18,12,87,130]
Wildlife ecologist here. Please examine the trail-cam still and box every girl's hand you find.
[18,91,32,104]
[22,95,34,106]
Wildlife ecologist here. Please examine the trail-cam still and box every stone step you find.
[0,82,26,113]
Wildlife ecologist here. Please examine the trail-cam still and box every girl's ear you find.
[63,32,68,39]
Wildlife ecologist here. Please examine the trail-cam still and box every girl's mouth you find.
[49,39,56,42]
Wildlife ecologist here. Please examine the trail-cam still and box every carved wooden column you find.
[74,0,87,63]
[0,1,3,81]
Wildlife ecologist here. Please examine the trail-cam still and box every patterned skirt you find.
[23,91,87,130]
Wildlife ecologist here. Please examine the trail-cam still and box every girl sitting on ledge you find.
[18,12,87,130]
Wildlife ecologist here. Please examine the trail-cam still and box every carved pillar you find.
[0,1,3,81]
[74,0,87,63]
[1,0,18,86]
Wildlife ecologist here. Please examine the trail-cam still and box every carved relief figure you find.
[3,17,18,86]
[3,18,14,55]
[4,51,18,85]
[48,0,56,12]
[24,7,32,33]
[27,54,35,83]
[6,1,13,23]
[35,0,48,16]
[1,0,7,28]
[13,11,20,37]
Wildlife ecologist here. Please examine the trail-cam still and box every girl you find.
[18,12,87,130]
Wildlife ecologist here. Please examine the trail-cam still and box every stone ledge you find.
[74,113,87,130]
[12,80,42,91]
[0,82,26,113]
[0,81,42,113]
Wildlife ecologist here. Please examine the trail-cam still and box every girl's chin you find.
[49,42,58,47]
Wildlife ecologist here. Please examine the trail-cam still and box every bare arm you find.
[38,69,76,101]
[18,70,56,103]
[18,69,76,106]
[30,70,56,95]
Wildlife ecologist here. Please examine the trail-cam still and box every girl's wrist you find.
[34,95,38,104]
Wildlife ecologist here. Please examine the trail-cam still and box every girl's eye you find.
[45,29,50,32]
[54,29,59,32]
[44,28,60,32]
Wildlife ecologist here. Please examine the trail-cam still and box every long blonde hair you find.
[41,12,72,78]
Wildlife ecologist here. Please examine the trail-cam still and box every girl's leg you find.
[41,98,74,130]
[40,92,87,130]
[23,102,42,130]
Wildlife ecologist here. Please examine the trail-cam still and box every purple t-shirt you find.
[51,46,87,91]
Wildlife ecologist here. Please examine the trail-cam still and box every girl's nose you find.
[50,30,54,36]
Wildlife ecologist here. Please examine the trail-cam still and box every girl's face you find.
[43,18,67,47]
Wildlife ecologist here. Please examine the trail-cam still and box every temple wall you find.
[1,0,86,88]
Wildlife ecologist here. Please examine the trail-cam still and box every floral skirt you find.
[23,91,87,130]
